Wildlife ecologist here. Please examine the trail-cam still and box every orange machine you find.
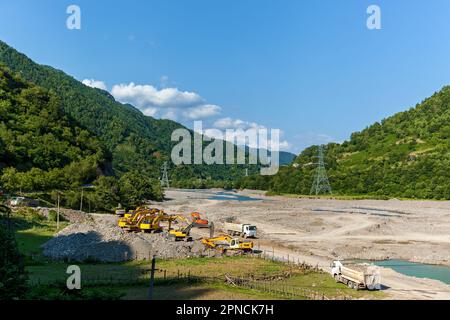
[191,212,210,228]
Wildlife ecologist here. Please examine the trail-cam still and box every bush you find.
[0,222,28,299]
[48,210,58,222]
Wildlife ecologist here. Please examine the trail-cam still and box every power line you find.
[160,161,170,189]
[310,145,332,195]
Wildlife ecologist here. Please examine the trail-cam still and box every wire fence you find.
[29,255,354,300]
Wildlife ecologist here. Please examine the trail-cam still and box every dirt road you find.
[156,189,450,300]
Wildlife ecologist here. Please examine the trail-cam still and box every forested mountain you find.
[0,65,107,191]
[0,40,255,186]
[0,40,179,177]
[237,87,450,199]
[0,64,164,209]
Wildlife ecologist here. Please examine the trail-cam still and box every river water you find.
[373,260,450,285]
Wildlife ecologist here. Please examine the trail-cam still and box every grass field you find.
[13,208,384,300]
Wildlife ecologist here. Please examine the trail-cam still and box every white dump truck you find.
[331,261,381,291]
[223,222,257,238]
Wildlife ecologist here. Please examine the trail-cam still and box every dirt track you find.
[157,189,450,300]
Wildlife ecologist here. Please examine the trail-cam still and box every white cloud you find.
[183,104,222,120]
[111,83,203,109]
[110,82,221,120]
[213,117,266,131]
[82,79,293,151]
[82,79,107,91]
[207,117,291,151]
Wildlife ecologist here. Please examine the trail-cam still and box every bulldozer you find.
[201,234,253,253]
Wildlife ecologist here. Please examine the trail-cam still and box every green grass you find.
[275,271,384,299]
[122,283,282,300]
[11,208,68,259]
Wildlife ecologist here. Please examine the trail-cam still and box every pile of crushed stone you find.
[42,214,218,262]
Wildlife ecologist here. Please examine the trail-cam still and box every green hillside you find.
[238,87,450,199]
[0,41,257,186]
[0,65,106,191]
[0,64,164,209]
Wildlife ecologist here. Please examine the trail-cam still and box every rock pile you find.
[42,214,218,262]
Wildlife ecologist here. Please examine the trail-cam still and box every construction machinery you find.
[201,235,253,253]
[166,215,195,241]
[168,222,195,242]
[191,212,210,228]
[223,222,257,238]
[115,204,126,217]
[118,208,167,232]
[139,213,172,233]
[330,261,381,291]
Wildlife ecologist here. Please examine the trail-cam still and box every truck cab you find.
[330,260,343,277]
[243,224,257,238]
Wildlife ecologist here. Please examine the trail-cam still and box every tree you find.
[0,205,28,299]
[119,172,164,208]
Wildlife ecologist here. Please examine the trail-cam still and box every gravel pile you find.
[42,214,218,262]
[37,207,91,224]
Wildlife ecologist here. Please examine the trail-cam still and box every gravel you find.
[42,214,218,262]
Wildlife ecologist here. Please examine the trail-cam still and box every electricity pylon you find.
[310,145,332,195]
[160,161,170,188]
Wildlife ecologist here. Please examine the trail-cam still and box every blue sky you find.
[1,0,450,153]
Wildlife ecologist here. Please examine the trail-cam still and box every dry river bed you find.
[155,189,450,300]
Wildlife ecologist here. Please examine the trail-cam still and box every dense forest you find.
[0,64,163,209]
[0,40,293,188]
[0,65,106,191]
[237,86,450,199]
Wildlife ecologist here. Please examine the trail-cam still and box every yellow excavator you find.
[165,215,193,241]
[138,213,172,233]
[201,235,253,253]
[118,208,166,232]
[118,207,149,228]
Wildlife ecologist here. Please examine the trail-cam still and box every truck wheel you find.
[353,283,360,291]
[347,281,354,289]
[334,274,339,283]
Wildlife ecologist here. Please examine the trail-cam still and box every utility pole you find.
[310,145,332,195]
[57,193,60,231]
[80,188,84,212]
[245,168,249,177]
[161,161,170,189]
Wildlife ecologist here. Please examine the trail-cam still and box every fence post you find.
[148,255,156,300]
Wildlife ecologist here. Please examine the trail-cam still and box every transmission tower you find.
[310,145,332,195]
[160,161,170,188]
